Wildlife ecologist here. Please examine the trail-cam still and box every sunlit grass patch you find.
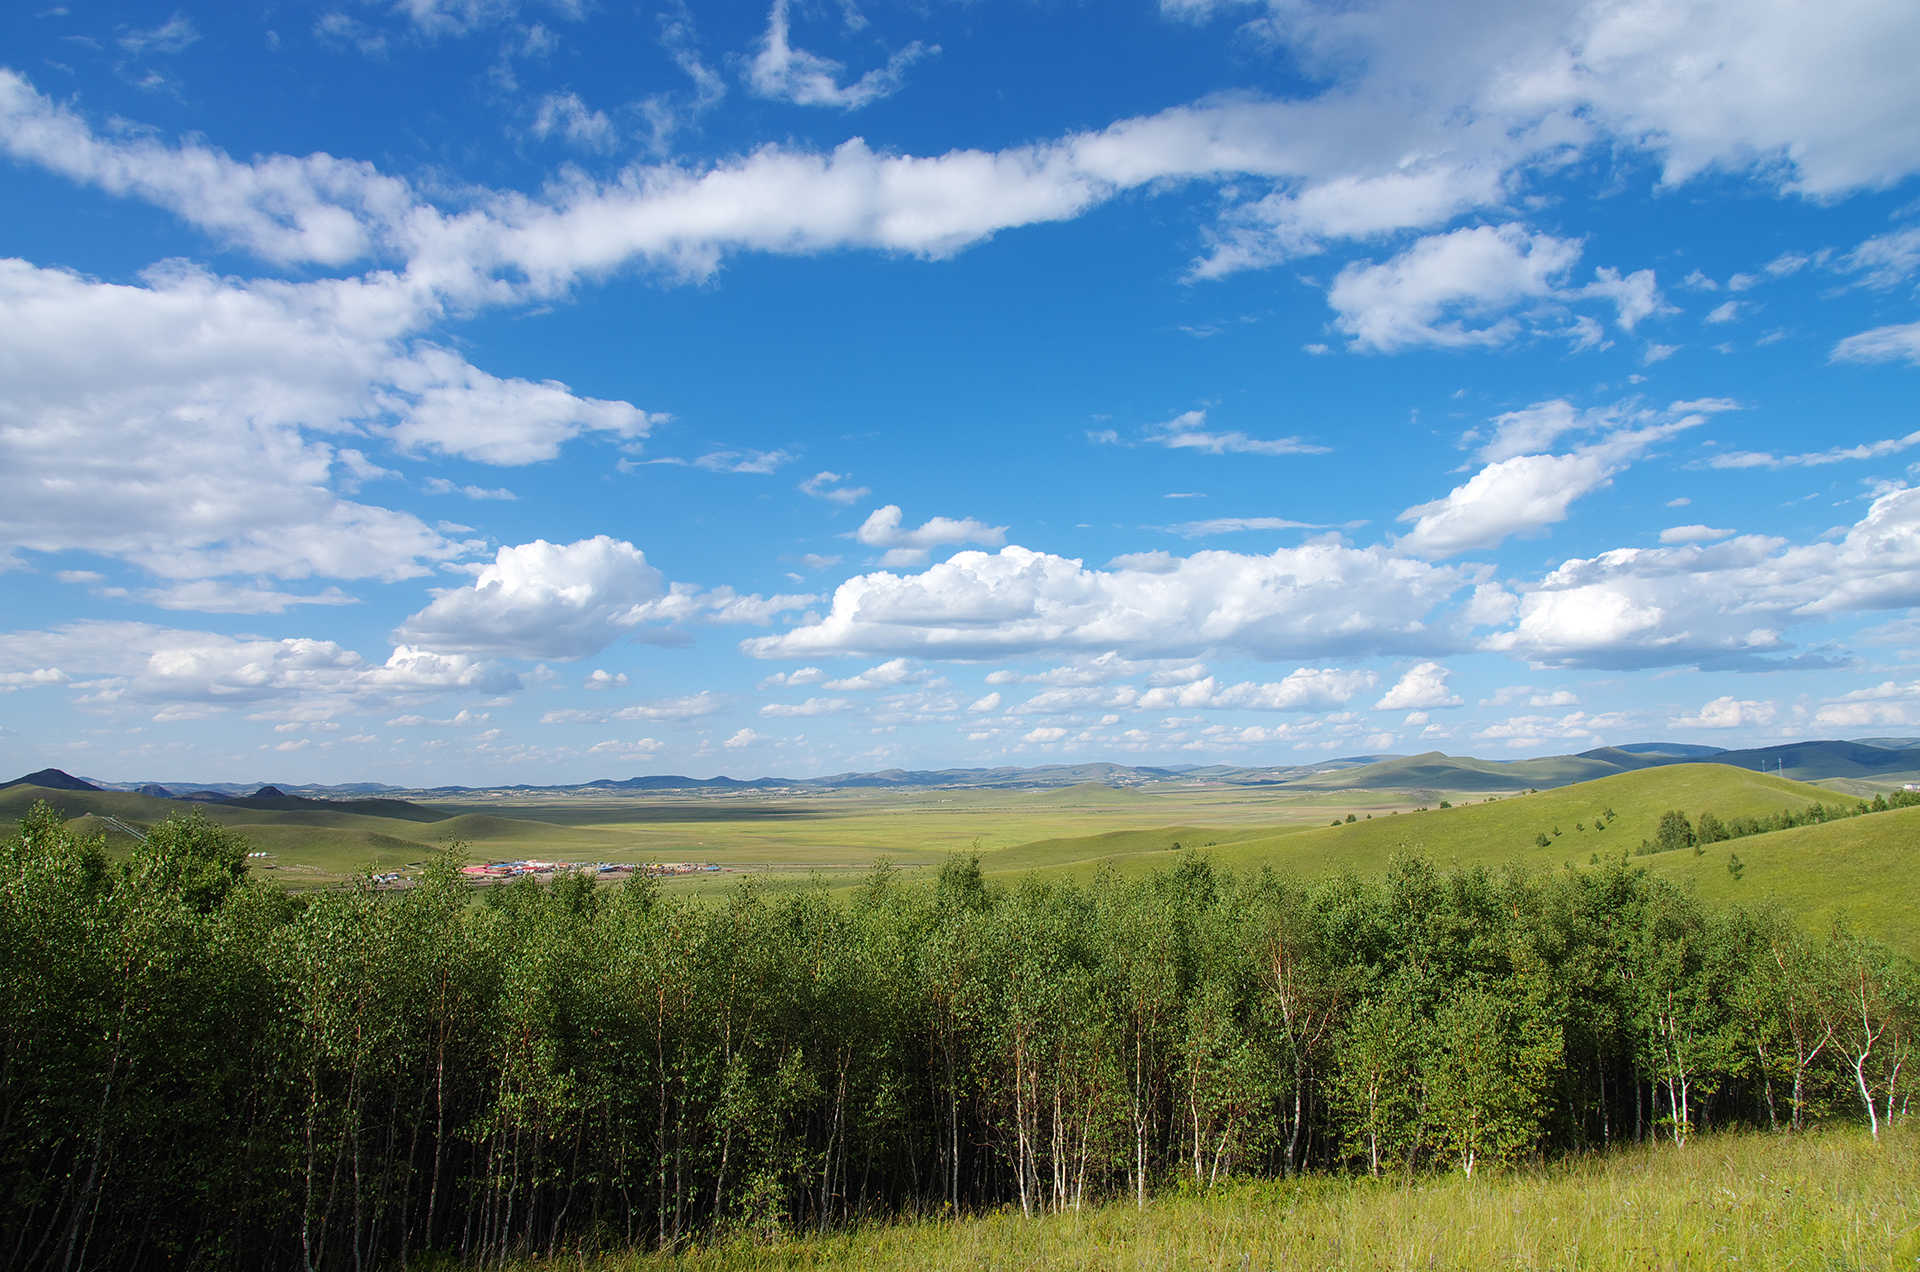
[565,1126,1918,1272]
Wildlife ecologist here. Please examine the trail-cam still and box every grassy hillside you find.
[506,1125,1918,1272]
[0,784,639,884]
[980,764,1918,950]
[987,763,1837,879]
[1654,805,1920,953]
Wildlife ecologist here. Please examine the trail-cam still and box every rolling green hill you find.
[983,763,1916,950]
[0,784,633,882]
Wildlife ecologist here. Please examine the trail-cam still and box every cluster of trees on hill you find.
[1635,790,1920,857]
[2,802,1912,1271]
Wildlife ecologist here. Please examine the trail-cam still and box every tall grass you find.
[561,1126,1919,1272]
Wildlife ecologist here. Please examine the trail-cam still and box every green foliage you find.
[1,802,1914,1270]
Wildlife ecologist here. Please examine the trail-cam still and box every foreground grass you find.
[543,1126,1918,1272]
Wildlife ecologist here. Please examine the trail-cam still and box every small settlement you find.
[458,859,721,881]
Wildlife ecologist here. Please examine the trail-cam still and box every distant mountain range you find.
[10,736,1920,802]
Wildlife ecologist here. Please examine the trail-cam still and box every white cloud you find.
[1372,661,1463,710]
[985,651,1181,687]
[0,260,464,582]
[1326,225,1668,353]
[0,668,69,692]
[823,657,929,690]
[1471,710,1617,747]
[725,727,770,749]
[1670,695,1776,728]
[584,669,629,690]
[800,471,870,504]
[966,692,1002,713]
[119,14,201,57]
[1659,525,1735,544]
[0,620,515,716]
[1329,226,1583,351]
[379,345,664,465]
[1840,225,1920,290]
[1485,486,1920,669]
[531,92,616,152]
[758,666,828,689]
[541,691,729,724]
[1832,322,1920,366]
[747,0,932,110]
[7,0,1920,302]
[424,478,517,500]
[0,258,665,589]
[1148,410,1330,456]
[1398,407,1705,558]
[851,505,1008,567]
[1481,685,1582,708]
[759,696,856,717]
[1710,429,1920,469]
[1166,517,1324,538]
[1140,667,1378,712]
[395,537,669,661]
[1814,680,1920,728]
[393,536,813,660]
[1397,452,1613,558]
[1705,301,1739,324]
[743,542,1469,662]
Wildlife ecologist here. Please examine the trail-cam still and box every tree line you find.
[1,801,1912,1271]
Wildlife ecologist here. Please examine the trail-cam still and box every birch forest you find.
[2,801,1912,1271]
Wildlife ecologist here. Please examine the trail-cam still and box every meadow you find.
[2,774,1913,1271]
[532,1124,1920,1272]
[7,760,1910,949]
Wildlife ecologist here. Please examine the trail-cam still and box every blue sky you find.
[3,0,1920,786]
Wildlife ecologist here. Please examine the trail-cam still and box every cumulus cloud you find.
[583,669,630,690]
[1397,404,1707,558]
[379,346,664,465]
[743,542,1470,662]
[393,536,814,661]
[724,727,770,748]
[985,652,1196,687]
[1814,680,1920,728]
[1327,226,1663,352]
[1471,710,1620,747]
[747,0,932,110]
[759,696,855,717]
[0,258,665,590]
[1329,226,1583,351]
[851,505,1008,567]
[0,620,514,717]
[395,537,670,661]
[1670,695,1777,728]
[1372,661,1462,710]
[1147,410,1329,456]
[1659,526,1735,544]
[822,658,931,690]
[1485,486,1920,669]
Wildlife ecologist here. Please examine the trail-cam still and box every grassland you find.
[484,1124,1919,1272]
[6,762,1913,948]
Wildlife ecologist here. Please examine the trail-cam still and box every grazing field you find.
[4,761,1913,948]
[491,1125,1920,1272]
[0,779,1401,890]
